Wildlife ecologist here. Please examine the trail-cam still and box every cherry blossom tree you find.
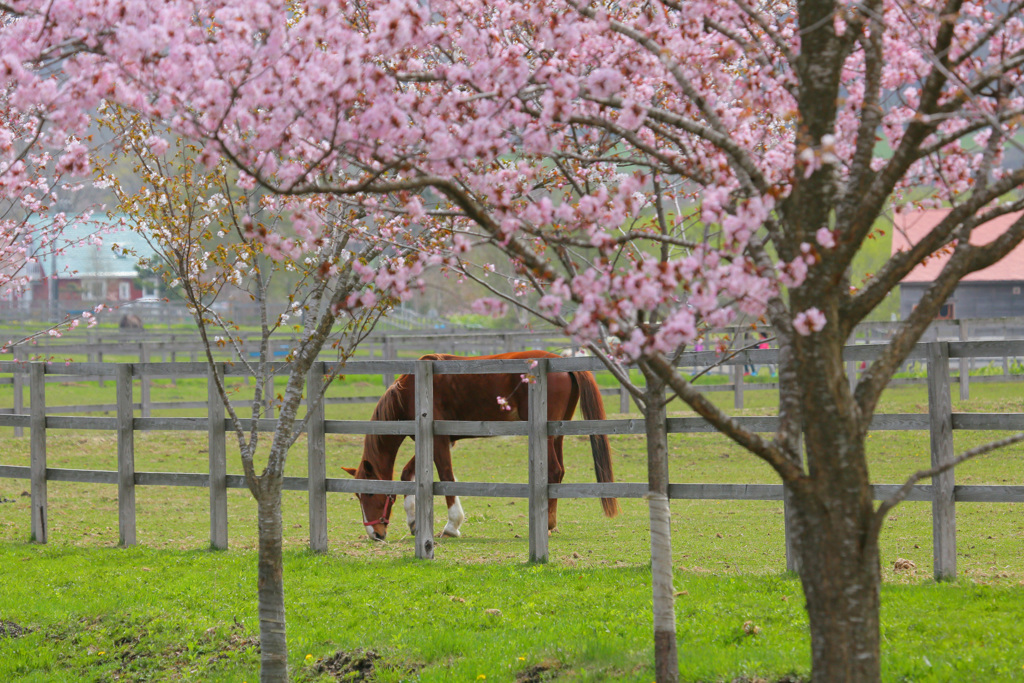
[4,1,1024,682]
[0,209,105,351]
[0,119,104,350]
[96,106,423,680]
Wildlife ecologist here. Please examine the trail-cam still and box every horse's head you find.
[342,461,395,541]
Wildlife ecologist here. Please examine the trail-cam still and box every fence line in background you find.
[2,341,1024,574]
[4,336,1022,419]
[8,316,1024,367]
[6,319,1024,426]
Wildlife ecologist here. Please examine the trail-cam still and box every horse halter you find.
[361,493,397,528]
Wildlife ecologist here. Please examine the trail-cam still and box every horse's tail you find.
[572,370,619,517]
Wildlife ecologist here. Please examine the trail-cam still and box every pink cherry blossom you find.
[146,135,170,156]
[816,228,837,250]
[471,297,508,318]
[793,308,827,336]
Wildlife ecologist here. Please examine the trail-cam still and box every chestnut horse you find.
[344,350,619,540]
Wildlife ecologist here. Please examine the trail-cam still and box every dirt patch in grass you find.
[516,660,561,682]
[0,619,28,638]
[41,615,262,677]
[312,649,422,682]
[717,677,807,683]
[201,628,261,661]
[313,649,380,681]
[107,623,261,677]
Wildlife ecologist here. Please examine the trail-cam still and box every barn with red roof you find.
[893,209,1024,320]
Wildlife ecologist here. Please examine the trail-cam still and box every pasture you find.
[1,374,1024,680]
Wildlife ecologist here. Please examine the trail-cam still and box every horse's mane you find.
[371,379,406,422]
[361,377,408,475]
[369,355,450,424]
[365,356,447,461]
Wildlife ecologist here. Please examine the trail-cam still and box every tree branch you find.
[871,431,1024,538]
[645,353,808,487]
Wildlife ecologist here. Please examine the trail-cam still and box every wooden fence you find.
[5,327,1022,423]
[2,341,1024,575]
[7,313,1024,344]
[8,318,1024,403]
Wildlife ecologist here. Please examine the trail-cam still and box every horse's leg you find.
[399,456,417,534]
[548,435,566,532]
[434,437,465,538]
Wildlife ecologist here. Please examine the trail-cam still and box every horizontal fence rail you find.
[1,341,1023,572]
[7,316,1024,395]
[4,335,1023,419]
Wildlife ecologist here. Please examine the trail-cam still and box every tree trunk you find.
[641,366,679,683]
[790,461,881,682]
[257,490,288,682]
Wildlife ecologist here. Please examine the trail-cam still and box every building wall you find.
[31,278,144,305]
[900,281,1024,319]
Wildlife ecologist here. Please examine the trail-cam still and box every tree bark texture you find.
[790,483,881,683]
[641,367,679,683]
[250,366,313,681]
[257,493,288,683]
[785,330,882,683]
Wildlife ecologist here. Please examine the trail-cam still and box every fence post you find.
[29,362,46,543]
[382,336,394,388]
[927,342,956,580]
[619,383,630,415]
[733,361,744,410]
[139,345,151,418]
[847,360,857,395]
[12,348,23,438]
[208,363,228,550]
[414,360,435,559]
[528,359,549,563]
[94,332,105,388]
[117,364,137,546]
[306,361,328,552]
[958,320,970,401]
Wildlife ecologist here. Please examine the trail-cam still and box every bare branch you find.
[567,0,768,195]
[645,353,808,487]
[871,431,1024,537]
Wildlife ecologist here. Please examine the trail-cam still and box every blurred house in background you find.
[18,215,158,316]
[895,209,1024,320]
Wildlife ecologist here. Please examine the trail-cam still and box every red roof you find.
[892,209,1024,283]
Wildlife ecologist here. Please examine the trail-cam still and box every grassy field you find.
[1,374,1024,681]
[3,545,1024,682]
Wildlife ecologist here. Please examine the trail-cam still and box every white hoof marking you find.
[404,493,416,534]
[442,496,465,538]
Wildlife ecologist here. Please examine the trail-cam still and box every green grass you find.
[2,544,1024,682]
[2,375,1024,680]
